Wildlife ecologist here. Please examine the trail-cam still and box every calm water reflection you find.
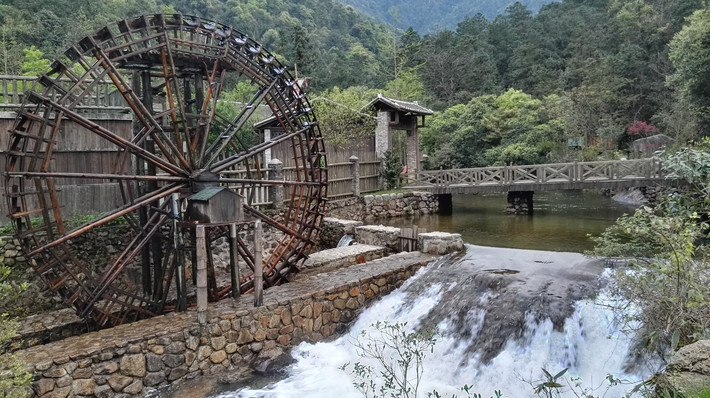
[379,191,638,252]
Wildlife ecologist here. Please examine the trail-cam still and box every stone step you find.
[300,244,387,276]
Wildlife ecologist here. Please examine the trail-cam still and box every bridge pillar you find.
[438,194,453,215]
[506,191,533,215]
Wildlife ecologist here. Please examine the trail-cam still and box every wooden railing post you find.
[573,161,578,182]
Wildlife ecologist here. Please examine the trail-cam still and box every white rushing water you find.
[218,246,661,398]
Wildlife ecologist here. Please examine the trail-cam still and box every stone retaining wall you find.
[363,192,439,219]
[301,245,386,274]
[605,186,679,207]
[324,197,364,220]
[325,192,440,222]
[18,252,434,398]
[355,225,401,252]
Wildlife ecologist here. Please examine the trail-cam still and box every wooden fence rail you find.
[405,158,669,192]
[0,75,126,109]
[220,155,382,208]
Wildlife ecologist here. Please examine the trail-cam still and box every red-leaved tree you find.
[627,121,658,137]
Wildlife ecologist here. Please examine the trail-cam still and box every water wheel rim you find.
[4,13,327,326]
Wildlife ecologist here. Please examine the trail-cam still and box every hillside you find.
[335,0,558,32]
[0,0,393,90]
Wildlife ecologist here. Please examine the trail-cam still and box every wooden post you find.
[268,158,284,209]
[349,156,360,197]
[229,223,241,299]
[572,161,578,182]
[172,193,187,312]
[253,220,264,307]
[196,225,208,325]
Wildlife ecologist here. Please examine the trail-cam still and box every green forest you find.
[337,0,554,32]
[0,0,709,168]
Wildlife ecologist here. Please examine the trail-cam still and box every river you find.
[207,191,654,397]
[379,191,638,251]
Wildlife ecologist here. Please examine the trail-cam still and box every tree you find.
[588,140,710,357]
[311,86,379,148]
[21,46,50,76]
[668,6,710,138]
[384,70,424,101]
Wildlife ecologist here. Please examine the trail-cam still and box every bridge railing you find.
[406,158,665,188]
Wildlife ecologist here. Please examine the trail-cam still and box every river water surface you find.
[380,191,638,251]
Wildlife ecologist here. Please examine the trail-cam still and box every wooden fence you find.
[221,151,381,208]
[0,75,126,109]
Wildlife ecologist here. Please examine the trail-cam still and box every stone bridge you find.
[404,158,680,214]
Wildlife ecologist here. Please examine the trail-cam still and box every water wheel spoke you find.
[202,78,277,168]
[211,124,313,173]
[28,92,186,176]
[27,183,182,257]
[7,171,185,183]
[194,60,224,165]
[244,204,314,246]
[217,177,320,187]
[157,36,194,167]
[80,208,169,318]
[92,44,191,171]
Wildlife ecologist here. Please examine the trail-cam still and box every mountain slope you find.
[336,0,558,32]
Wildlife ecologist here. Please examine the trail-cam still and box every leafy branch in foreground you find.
[340,321,500,398]
[587,143,710,357]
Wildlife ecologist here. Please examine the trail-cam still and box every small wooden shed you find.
[187,186,243,224]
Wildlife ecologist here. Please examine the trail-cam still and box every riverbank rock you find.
[657,340,710,395]
[611,187,647,205]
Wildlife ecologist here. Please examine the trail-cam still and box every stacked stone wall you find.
[325,197,364,220]
[18,252,432,397]
[325,192,439,222]
[363,192,439,219]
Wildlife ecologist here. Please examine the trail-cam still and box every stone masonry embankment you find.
[19,251,434,398]
[325,192,439,221]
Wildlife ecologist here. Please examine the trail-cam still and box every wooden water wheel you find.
[4,14,327,327]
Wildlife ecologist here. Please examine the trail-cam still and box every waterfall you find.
[217,245,662,398]
[336,235,354,248]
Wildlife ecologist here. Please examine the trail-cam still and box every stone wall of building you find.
[18,252,433,398]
